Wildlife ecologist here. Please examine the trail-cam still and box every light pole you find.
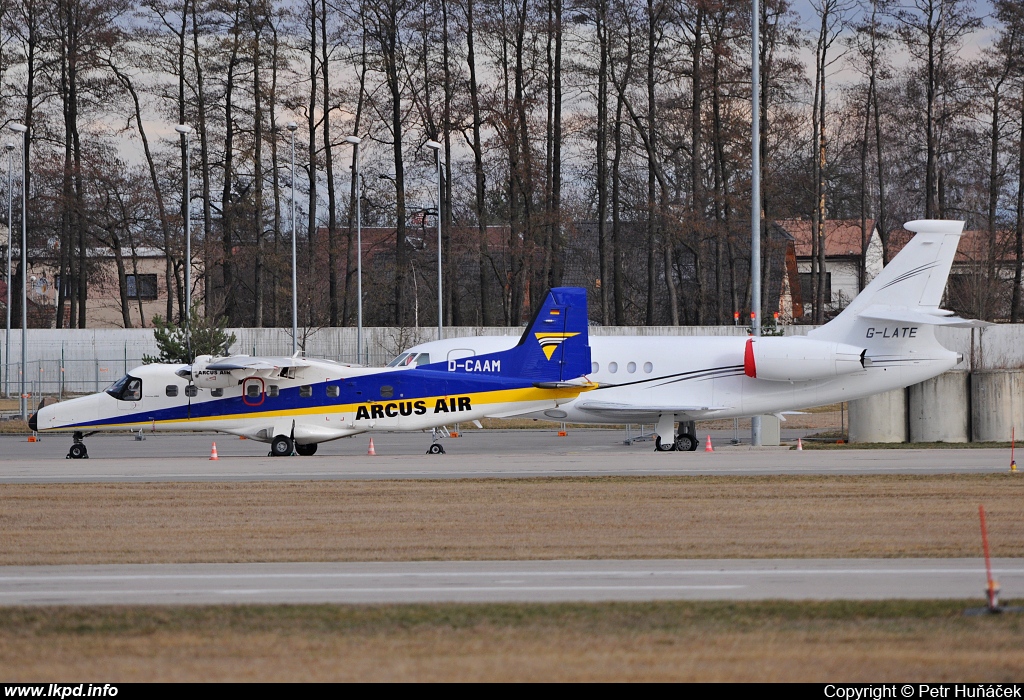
[424,139,442,340]
[287,122,298,356]
[345,135,363,364]
[10,123,27,421]
[174,125,192,329]
[750,0,762,447]
[4,142,13,399]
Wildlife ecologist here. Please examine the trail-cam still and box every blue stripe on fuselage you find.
[65,368,540,428]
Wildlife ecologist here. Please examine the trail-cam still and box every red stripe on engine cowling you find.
[744,337,756,378]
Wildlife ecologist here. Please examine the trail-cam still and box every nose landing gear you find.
[66,432,89,459]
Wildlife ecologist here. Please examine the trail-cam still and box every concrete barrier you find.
[908,370,970,443]
[849,388,907,443]
[970,370,1024,442]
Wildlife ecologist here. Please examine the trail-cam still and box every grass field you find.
[2,474,1022,564]
[3,601,1022,681]
[4,473,1023,681]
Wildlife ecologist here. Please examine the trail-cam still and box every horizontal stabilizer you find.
[858,305,992,328]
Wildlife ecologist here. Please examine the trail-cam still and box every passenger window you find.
[299,385,312,398]
[211,388,223,397]
[608,362,618,374]
[327,385,339,398]
[185,385,197,397]
[380,385,394,399]
[268,385,280,397]
[247,384,261,398]
[165,385,178,397]
[591,362,599,373]
[644,362,653,373]
[627,362,636,374]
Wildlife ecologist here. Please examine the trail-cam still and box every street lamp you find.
[424,139,442,340]
[9,122,27,421]
[174,124,192,329]
[344,135,363,364]
[287,122,298,356]
[4,142,13,399]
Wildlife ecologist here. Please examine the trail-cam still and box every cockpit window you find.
[387,352,412,368]
[106,375,142,401]
[386,352,430,368]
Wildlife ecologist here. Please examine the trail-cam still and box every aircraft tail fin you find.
[444,287,592,383]
[810,220,980,344]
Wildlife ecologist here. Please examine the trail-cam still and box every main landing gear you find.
[269,435,318,456]
[426,427,448,455]
[66,431,89,459]
[654,421,699,452]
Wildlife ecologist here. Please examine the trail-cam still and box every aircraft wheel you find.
[68,443,88,460]
[427,443,445,455]
[271,435,294,457]
[295,443,318,456]
[674,434,697,452]
[654,436,676,452]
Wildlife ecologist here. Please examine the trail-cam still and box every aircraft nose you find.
[28,412,37,432]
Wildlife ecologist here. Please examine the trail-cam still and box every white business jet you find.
[400,220,982,451]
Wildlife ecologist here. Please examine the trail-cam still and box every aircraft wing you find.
[573,401,731,418]
[205,356,311,371]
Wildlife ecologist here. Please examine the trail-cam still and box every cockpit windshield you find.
[386,352,431,368]
[106,375,142,401]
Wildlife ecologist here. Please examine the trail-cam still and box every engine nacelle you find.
[744,337,867,382]
[190,355,237,389]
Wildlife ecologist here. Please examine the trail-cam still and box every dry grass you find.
[2,474,1022,565]
[2,601,1022,682]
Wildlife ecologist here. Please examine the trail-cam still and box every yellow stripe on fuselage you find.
[45,385,588,431]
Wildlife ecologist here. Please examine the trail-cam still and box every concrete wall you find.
[908,371,970,443]
[849,388,908,443]
[970,371,1024,442]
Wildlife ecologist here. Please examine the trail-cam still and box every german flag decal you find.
[534,332,580,360]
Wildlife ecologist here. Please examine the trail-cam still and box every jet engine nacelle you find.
[190,355,236,389]
[744,337,868,382]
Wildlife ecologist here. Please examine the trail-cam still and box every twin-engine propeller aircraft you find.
[401,220,984,451]
[30,288,593,459]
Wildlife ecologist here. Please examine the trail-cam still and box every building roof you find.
[776,219,876,258]
[886,227,1017,264]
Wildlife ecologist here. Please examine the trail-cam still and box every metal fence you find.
[3,323,1024,406]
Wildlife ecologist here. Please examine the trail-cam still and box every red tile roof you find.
[776,219,876,258]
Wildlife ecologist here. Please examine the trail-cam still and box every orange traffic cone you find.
[797,438,803,451]
[209,442,219,460]
[368,438,376,456]
[704,435,714,452]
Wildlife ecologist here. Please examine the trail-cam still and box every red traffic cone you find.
[704,435,714,452]
[368,438,376,456]
[209,442,219,460]
[797,438,803,451]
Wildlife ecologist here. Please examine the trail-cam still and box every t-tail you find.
[432,287,592,385]
[810,219,984,349]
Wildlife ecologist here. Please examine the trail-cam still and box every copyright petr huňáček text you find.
[825,686,1022,699]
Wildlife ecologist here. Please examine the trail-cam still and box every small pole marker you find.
[1011,427,1017,473]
